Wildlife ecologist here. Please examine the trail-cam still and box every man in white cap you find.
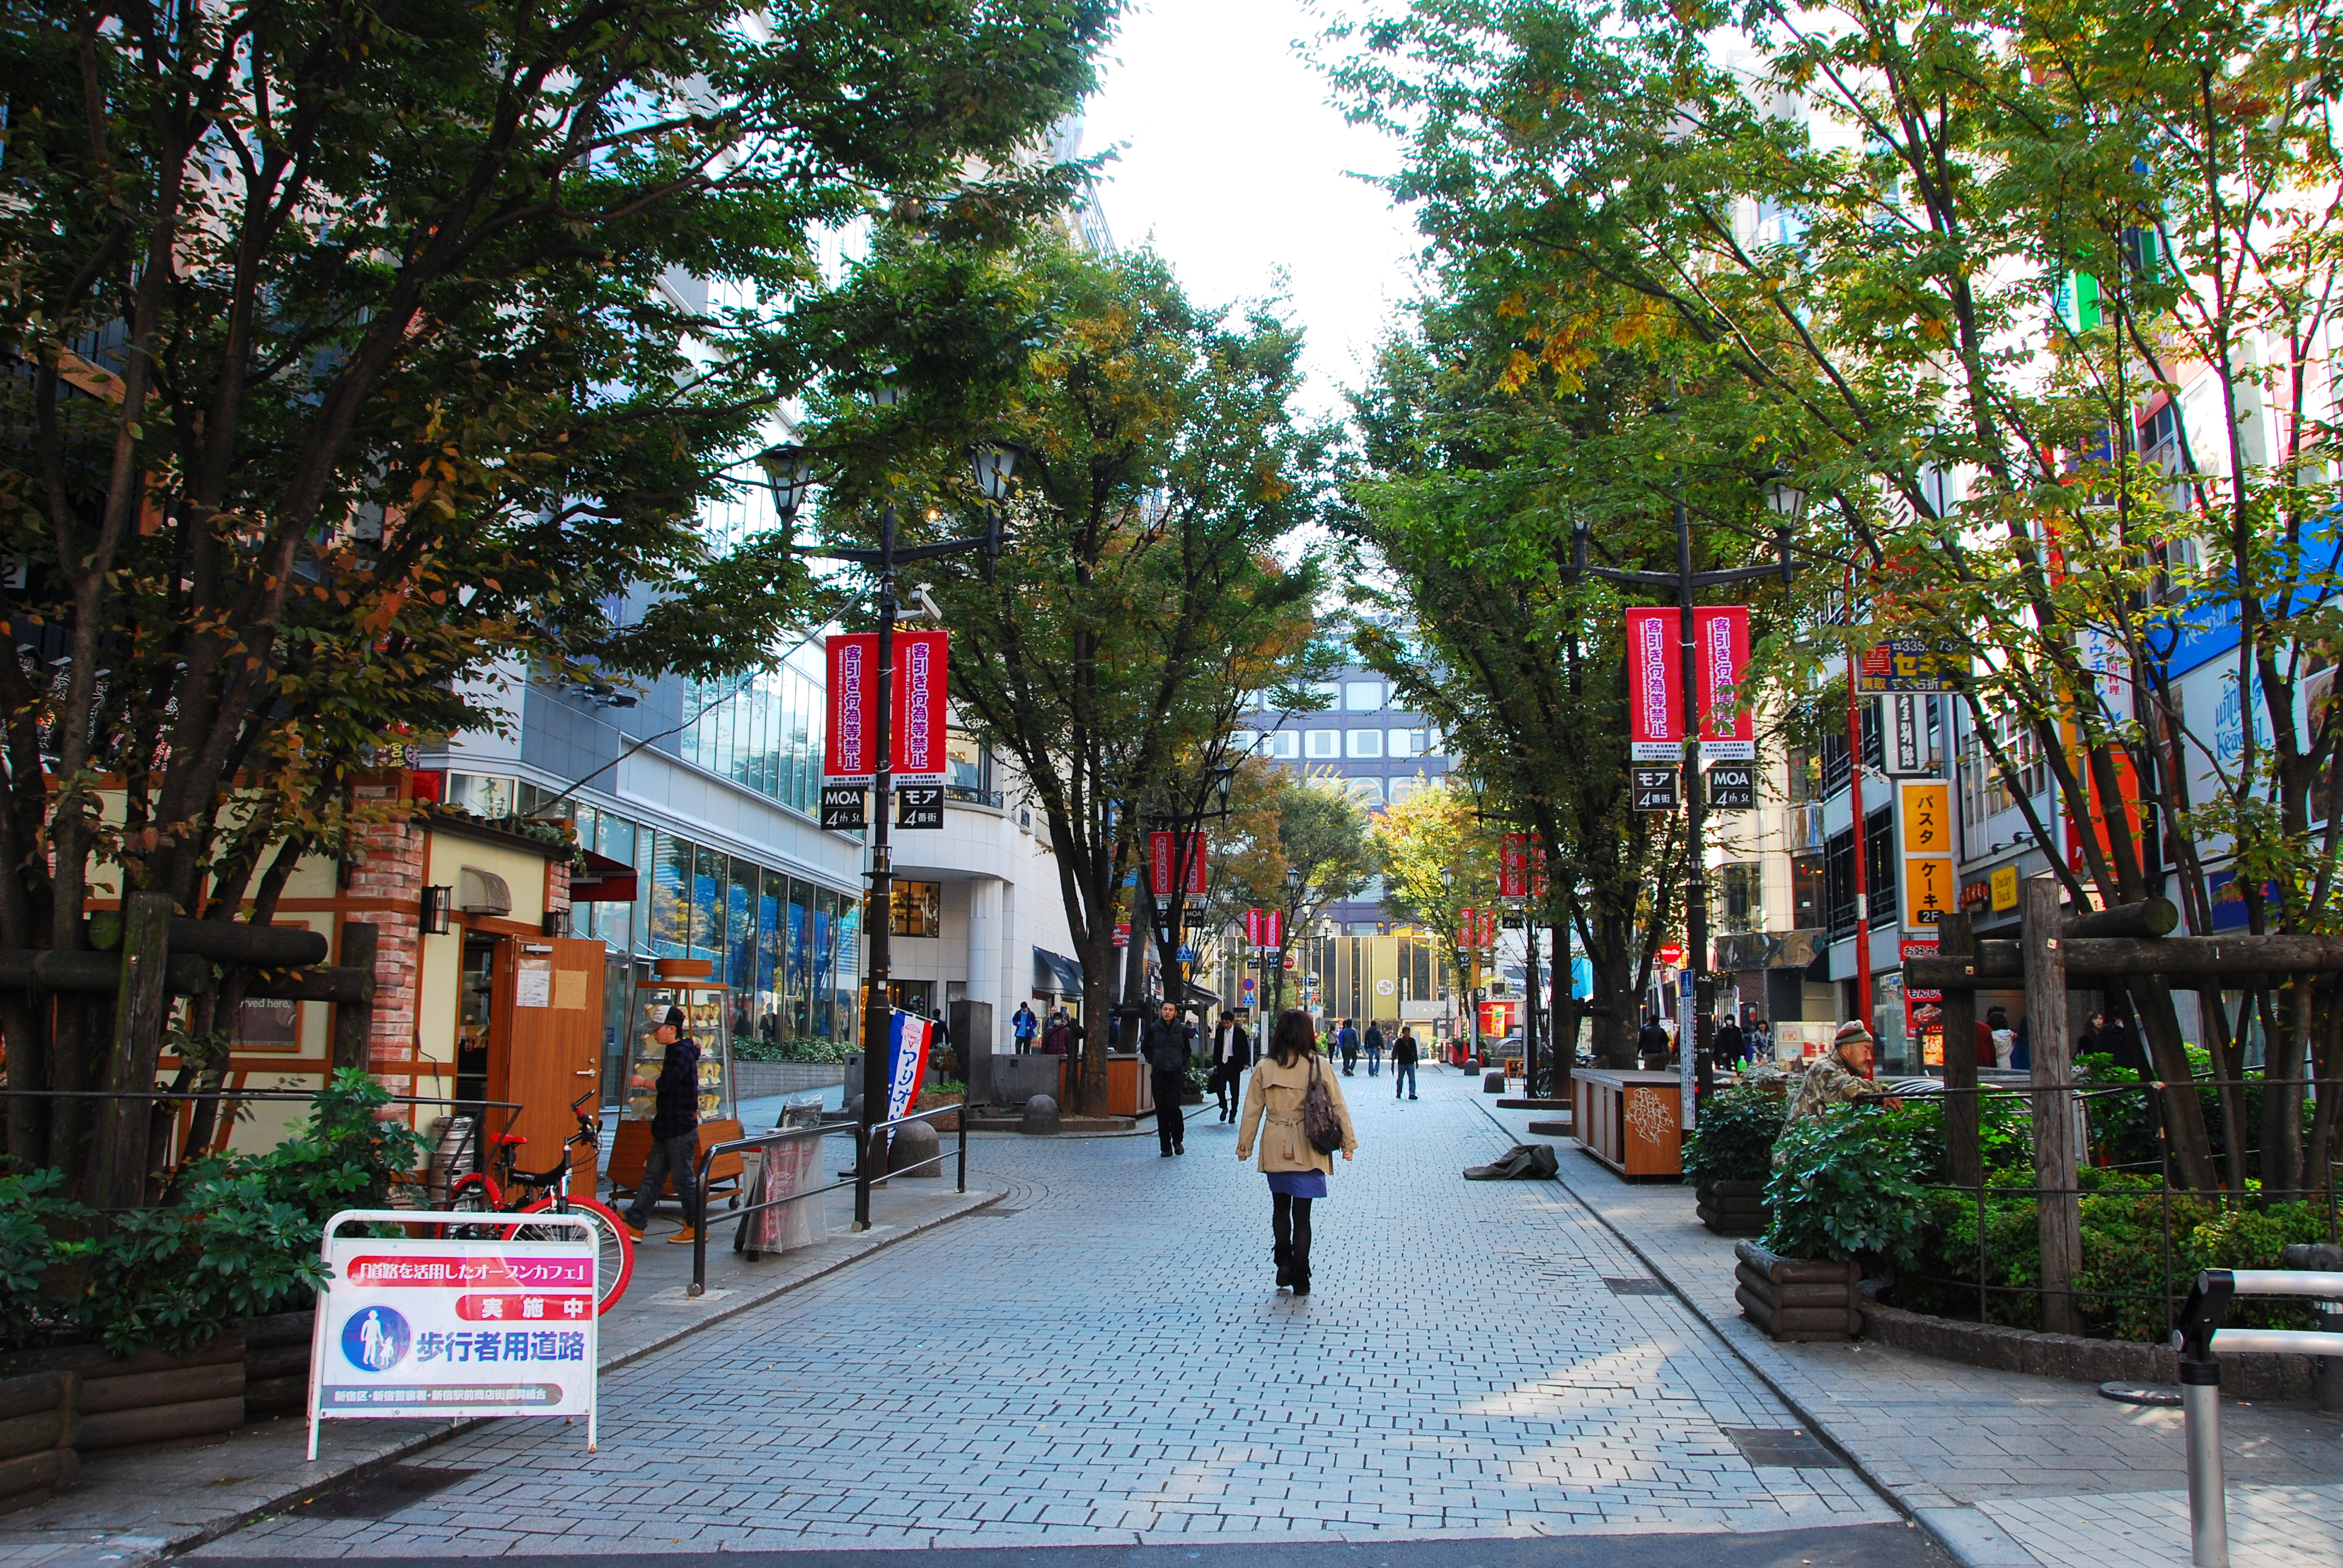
[1779,1019,1899,1148]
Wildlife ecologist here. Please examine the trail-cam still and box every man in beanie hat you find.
[623,1004,703,1244]
[1777,1019,1899,1157]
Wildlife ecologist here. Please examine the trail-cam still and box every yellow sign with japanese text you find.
[1991,866,2019,912]
[1898,780,1955,930]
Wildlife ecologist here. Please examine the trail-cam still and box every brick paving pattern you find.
[196,1070,1895,1556]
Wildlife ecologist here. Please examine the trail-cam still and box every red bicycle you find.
[444,1091,635,1315]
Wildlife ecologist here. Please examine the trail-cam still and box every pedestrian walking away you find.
[1364,1019,1384,1077]
[622,1005,702,1244]
[1338,1017,1360,1076]
[1237,1008,1358,1296]
[1142,1000,1195,1155]
[1392,1026,1419,1099]
[1214,1010,1252,1122]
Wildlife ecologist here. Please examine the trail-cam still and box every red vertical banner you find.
[1149,830,1175,896]
[1183,831,1207,895]
[1245,908,1263,946]
[824,633,877,782]
[1498,833,1530,898]
[1626,607,1683,760]
[1694,606,1754,759]
[891,630,949,782]
[1265,907,1283,947]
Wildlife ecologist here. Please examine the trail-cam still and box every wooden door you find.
[491,937,608,1189]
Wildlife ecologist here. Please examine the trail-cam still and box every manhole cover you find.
[284,1465,479,1519]
[2099,1380,2184,1407]
[1722,1426,1847,1468]
[1603,1276,1669,1296]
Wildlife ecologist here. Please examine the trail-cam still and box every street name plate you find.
[1631,765,1680,812]
[1707,763,1757,811]
[896,785,944,829]
[819,786,866,831]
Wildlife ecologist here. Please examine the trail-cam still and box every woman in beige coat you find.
[1237,1008,1358,1296]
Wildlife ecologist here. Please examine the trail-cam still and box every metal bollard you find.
[2180,1357,2227,1568]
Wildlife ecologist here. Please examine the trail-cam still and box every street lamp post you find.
[1564,479,1804,1111]
[759,440,1021,1229]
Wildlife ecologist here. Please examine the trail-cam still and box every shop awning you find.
[569,848,639,904]
[1032,947,1084,995]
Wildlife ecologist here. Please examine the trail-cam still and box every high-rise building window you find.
[1389,728,1422,757]
[1305,730,1340,759]
[1268,731,1300,759]
[1346,729,1384,759]
[1345,681,1383,711]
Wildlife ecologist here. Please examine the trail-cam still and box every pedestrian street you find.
[190,1065,1908,1558]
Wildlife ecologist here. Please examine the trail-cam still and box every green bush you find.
[734,1034,855,1064]
[1,1070,423,1356]
[1682,1081,1786,1186]
[1762,1104,1938,1269]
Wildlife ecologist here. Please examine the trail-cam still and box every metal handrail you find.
[686,1120,863,1298]
[855,1100,970,1229]
[2168,1266,2343,1568]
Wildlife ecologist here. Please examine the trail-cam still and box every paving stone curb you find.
[23,1187,1004,1568]
[1858,1296,2313,1400]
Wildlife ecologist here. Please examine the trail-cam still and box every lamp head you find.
[1765,472,1808,523]
[969,441,1024,504]
[756,445,814,521]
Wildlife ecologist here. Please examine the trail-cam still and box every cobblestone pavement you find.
[188,1067,1901,1557]
[1482,1097,2343,1568]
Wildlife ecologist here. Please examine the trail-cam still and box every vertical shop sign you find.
[1899,780,1955,930]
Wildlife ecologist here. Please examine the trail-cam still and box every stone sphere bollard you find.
[888,1119,942,1177]
[1019,1094,1061,1135]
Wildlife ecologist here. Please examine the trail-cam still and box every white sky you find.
[1080,0,1426,423]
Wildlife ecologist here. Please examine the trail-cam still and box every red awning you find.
[569,848,638,904]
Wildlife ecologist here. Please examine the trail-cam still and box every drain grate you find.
[1602,1276,1669,1296]
[967,1207,1027,1217]
[1722,1426,1847,1469]
[284,1465,479,1519]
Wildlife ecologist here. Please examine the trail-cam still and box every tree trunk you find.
[1549,919,1573,1105]
[85,892,174,1217]
[1593,911,1639,1068]
[2258,979,2310,1197]
[2131,976,2220,1193]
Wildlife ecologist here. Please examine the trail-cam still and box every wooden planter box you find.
[0,1372,78,1515]
[1696,1180,1768,1237]
[241,1311,314,1419]
[0,1332,244,1452]
[1733,1240,1861,1342]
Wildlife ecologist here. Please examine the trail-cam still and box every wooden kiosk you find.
[1572,1068,1685,1179]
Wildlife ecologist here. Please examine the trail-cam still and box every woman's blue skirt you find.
[1265,1170,1327,1199]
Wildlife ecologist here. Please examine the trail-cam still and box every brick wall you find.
[345,785,425,1097]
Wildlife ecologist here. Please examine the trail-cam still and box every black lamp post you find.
[757,437,1024,1229]
[1561,477,1803,1117]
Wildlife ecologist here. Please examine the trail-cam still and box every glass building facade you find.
[678,655,827,818]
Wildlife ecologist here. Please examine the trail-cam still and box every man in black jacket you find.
[1142,1001,1194,1155]
[623,1006,701,1244]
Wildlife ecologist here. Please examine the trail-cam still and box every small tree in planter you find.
[1741,1105,1936,1341]
[1681,1081,1784,1235]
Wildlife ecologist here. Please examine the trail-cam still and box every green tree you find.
[788,238,1329,1112]
[0,0,1113,1189]
[1325,0,2343,1188]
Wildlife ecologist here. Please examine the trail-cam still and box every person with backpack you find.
[1236,1008,1358,1297]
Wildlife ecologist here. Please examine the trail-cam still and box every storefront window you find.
[754,871,782,1044]
[946,730,991,794]
[725,857,755,1034]
[830,893,860,1044]
[787,882,811,1036]
[810,890,834,1039]
[684,844,717,963]
[891,880,942,937]
[650,831,689,958]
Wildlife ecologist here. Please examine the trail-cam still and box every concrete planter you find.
[731,1060,849,1100]
[0,1331,245,1452]
[1696,1180,1768,1238]
[1857,1295,2314,1400]
[1733,1240,1861,1342]
[0,1371,77,1515]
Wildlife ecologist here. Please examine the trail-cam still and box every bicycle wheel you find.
[513,1195,635,1315]
[441,1173,505,1242]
